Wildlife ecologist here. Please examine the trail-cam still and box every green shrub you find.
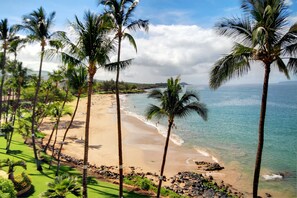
[13,172,32,192]
[0,177,17,198]
[139,179,150,190]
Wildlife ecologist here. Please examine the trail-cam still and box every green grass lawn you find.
[0,133,148,197]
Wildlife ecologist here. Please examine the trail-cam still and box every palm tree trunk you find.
[6,86,21,152]
[49,88,69,168]
[31,43,45,171]
[56,94,81,176]
[37,89,51,128]
[0,44,7,126]
[253,64,270,198]
[5,88,11,123]
[116,33,124,198]
[83,74,93,198]
[157,120,173,198]
[44,121,57,153]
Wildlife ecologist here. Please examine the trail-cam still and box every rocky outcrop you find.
[195,161,224,171]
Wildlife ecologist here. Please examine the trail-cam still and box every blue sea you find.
[122,82,297,197]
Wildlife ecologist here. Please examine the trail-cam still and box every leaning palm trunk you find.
[44,120,57,153]
[115,34,124,198]
[83,74,94,198]
[5,88,11,123]
[253,64,270,197]
[6,86,21,152]
[31,43,45,171]
[56,93,81,176]
[0,45,7,126]
[49,88,69,168]
[157,120,173,197]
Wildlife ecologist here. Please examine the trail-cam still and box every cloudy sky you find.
[0,0,296,85]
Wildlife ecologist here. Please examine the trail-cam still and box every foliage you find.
[124,175,183,197]
[13,172,32,192]
[41,174,81,198]
[0,177,17,198]
[1,122,13,134]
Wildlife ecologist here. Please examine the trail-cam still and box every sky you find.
[0,0,296,85]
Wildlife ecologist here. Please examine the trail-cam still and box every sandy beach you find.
[42,94,266,197]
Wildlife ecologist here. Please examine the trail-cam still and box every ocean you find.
[121,82,297,197]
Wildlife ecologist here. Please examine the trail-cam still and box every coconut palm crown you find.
[209,0,296,197]
[146,77,207,197]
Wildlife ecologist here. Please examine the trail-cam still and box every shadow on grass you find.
[19,185,35,197]
[88,186,118,198]
[6,149,23,155]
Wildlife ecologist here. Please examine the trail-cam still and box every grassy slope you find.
[0,134,148,198]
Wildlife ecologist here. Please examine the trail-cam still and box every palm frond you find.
[147,89,163,101]
[287,58,297,74]
[123,32,137,52]
[176,102,208,121]
[209,44,252,89]
[104,58,133,71]
[145,104,166,120]
[275,57,290,79]
[215,17,253,45]
[127,19,149,32]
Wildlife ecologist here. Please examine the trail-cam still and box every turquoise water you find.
[122,83,297,196]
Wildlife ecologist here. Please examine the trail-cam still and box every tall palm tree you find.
[56,65,87,176]
[146,77,208,197]
[0,19,17,128]
[18,7,58,171]
[209,0,296,197]
[98,1,148,196]
[6,61,29,152]
[63,11,112,197]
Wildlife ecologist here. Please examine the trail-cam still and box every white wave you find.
[262,174,283,181]
[124,110,184,146]
[195,148,219,163]
[211,98,260,107]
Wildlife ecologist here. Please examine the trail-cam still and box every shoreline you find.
[41,93,287,197]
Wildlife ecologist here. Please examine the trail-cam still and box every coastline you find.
[42,94,287,197]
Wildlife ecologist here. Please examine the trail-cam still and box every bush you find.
[0,177,17,198]
[13,172,32,192]
[140,179,150,190]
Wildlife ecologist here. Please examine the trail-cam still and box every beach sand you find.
[42,94,271,197]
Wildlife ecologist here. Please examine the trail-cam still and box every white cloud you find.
[15,24,296,85]
[284,0,293,6]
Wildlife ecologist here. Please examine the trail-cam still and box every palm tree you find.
[8,38,26,61]
[6,61,29,152]
[146,77,208,197]
[43,102,71,154]
[98,1,148,196]
[63,11,112,197]
[56,65,87,176]
[0,19,17,128]
[209,0,296,197]
[18,7,58,171]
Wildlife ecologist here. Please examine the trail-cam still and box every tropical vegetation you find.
[0,0,295,197]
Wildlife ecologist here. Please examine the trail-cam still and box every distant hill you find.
[278,81,297,85]
[28,70,50,80]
